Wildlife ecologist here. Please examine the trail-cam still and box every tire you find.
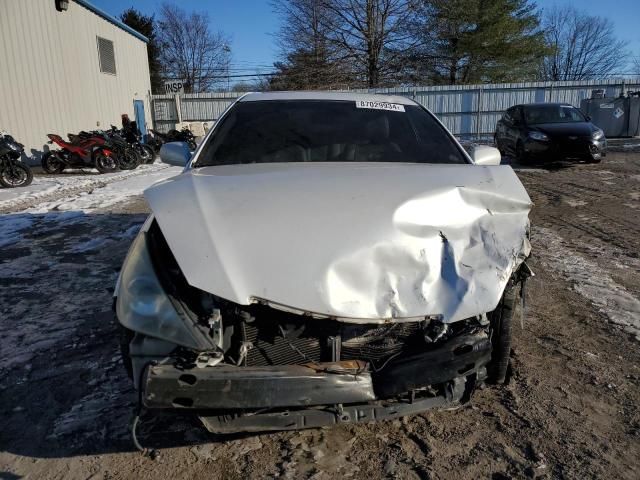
[494,135,505,155]
[117,148,140,170]
[41,151,65,174]
[0,160,33,188]
[140,144,155,164]
[488,282,520,384]
[187,139,197,151]
[94,150,118,174]
[515,141,528,164]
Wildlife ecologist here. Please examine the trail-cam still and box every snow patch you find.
[0,163,177,212]
[535,226,640,340]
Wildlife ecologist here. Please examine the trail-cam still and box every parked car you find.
[494,103,606,164]
[114,92,533,435]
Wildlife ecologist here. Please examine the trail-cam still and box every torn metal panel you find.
[145,162,532,323]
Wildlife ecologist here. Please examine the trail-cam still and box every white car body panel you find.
[145,162,532,324]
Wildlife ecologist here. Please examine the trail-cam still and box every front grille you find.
[244,322,323,366]
[234,306,425,367]
[341,323,422,362]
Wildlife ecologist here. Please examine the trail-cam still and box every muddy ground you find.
[1,152,639,479]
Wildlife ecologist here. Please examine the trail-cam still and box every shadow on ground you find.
[0,210,229,459]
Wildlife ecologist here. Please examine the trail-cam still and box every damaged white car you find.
[114,91,533,433]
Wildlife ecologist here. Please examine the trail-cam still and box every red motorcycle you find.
[41,134,118,174]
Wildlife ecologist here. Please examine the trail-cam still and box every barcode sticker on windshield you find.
[355,100,405,112]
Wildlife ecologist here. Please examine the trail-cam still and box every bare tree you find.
[270,0,348,89]
[541,6,628,81]
[322,0,414,88]
[157,3,231,93]
[633,56,640,75]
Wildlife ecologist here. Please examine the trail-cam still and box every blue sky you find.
[92,0,640,73]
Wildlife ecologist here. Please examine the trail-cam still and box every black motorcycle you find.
[0,132,33,188]
[109,125,154,164]
[149,127,197,151]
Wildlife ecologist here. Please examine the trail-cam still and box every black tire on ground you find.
[0,160,33,188]
[117,148,140,170]
[41,151,65,174]
[488,281,520,384]
[515,141,528,164]
[94,150,118,174]
[141,144,155,164]
[586,158,602,164]
[494,135,505,155]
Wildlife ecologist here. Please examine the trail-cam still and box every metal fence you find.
[150,78,640,138]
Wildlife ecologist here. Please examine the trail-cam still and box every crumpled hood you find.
[145,162,532,323]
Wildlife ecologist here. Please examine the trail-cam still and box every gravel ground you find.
[1,153,639,479]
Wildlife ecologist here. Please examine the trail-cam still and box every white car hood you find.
[145,162,532,323]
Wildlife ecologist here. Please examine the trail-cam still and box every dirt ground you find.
[1,152,639,479]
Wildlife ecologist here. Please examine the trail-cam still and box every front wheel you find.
[41,151,65,174]
[0,160,33,188]
[494,135,505,155]
[94,150,118,174]
[515,141,528,164]
[117,148,140,170]
[187,139,197,151]
[488,282,521,384]
[140,144,155,164]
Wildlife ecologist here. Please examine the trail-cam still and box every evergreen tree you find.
[120,8,164,93]
[409,0,548,84]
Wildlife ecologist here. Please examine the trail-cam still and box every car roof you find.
[515,102,574,108]
[239,91,419,106]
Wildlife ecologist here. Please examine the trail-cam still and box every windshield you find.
[524,105,586,125]
[194,100,467,167]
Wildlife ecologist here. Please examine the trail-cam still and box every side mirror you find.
[585,115,592,121]
[472,145,501,166]
[160,142,191,167]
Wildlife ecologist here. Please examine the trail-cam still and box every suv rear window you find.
[195,100,467,166]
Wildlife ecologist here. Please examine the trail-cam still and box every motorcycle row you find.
[0,126,197,189]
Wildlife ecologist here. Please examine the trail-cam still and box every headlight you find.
[115,232,213,350]
[592,129,604,140]
[528,131,549,141]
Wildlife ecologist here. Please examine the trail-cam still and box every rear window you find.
[195,100,467,167]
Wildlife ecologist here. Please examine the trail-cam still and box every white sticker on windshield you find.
[355,100,405,112]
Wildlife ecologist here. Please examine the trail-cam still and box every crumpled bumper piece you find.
[143,360,375,409]
[372,333,491,398]
[199,378,467,433]
[142,334,490,411]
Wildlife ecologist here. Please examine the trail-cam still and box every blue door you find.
[133,100,146,140]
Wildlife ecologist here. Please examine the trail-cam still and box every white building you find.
[0,0,152,162]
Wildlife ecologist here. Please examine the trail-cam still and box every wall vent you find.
[97,36,116,75]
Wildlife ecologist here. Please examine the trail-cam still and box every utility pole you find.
[223,44,231,92]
